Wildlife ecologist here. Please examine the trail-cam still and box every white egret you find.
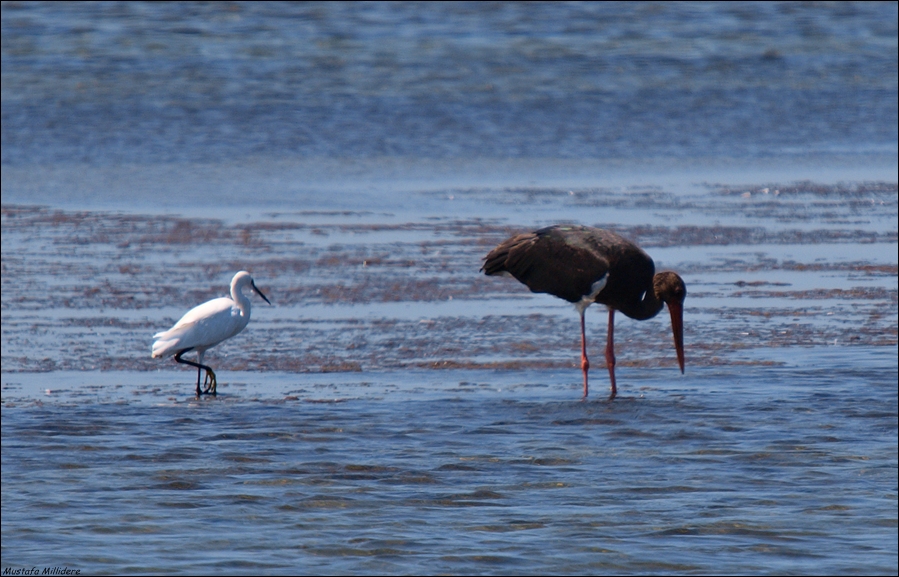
[152,271,271,396]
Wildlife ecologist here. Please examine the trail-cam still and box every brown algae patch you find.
[2,191,896,375]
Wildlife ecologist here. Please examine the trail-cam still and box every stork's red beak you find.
[668,301,685,373]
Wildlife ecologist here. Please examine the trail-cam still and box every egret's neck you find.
[232,288,252,317]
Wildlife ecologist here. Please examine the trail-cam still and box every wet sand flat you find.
[2,181,896,384]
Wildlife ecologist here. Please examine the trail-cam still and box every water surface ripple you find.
[2,353,896,575]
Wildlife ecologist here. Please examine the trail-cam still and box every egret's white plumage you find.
[152,271,271,396]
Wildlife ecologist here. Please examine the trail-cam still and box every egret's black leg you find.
[174,349,217,396]
[201,368,217,396]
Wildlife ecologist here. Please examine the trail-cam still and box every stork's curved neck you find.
[624,271,685,321]
[628,286,665,321]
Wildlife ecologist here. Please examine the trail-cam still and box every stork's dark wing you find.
[482,228,610,304]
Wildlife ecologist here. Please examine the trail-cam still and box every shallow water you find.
[2,349,897,575]
[3,185,896,576]
[2,2,898,575]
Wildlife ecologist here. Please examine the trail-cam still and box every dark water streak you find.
[2,2,897,165]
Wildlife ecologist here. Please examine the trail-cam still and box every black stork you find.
[482,225,686,400]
